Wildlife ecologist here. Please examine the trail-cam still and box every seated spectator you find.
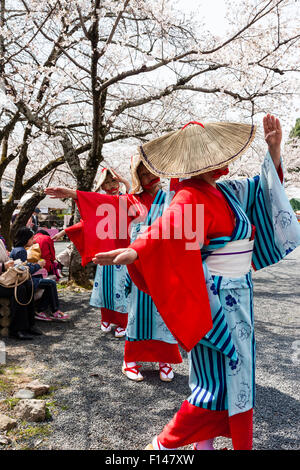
[0,236,42,340]
[10,227,69,322]
[33,229,61,279]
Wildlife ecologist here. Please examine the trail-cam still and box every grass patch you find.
[3,397,20,410]
[44,399,63,419]
[5,365,23,375]
[8,422,52,443]
[45,406,52,421]
[0,364,31,396]
[0,376,14,394]
[56,282,69,290]
[18,424,51,439]
[60,404,69,411]
[57,279,93,291]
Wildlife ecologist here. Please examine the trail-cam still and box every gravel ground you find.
[3,247,300,451]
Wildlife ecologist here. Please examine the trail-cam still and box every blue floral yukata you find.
[184,152,300,417]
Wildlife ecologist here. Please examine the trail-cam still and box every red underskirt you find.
[101,308,128,329]
[158,400,253,450]
[124,339,182,364]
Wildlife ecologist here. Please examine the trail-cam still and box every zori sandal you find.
[159,363,174,382]
[122,361,144,381]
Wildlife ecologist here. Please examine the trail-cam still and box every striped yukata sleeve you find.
[222,152,300,270]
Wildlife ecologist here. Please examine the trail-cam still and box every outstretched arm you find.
[93,247,137,265]
[45,187,77,199]
[52,229,66,241]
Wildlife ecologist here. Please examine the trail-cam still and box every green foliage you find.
[289,118,300,138]
[4,397,20,409]
[0,377,13,393]
[290,198,300,211]
[9,423,52,439]
[45,405,52,420]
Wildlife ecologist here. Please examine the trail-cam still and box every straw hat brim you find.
[130,154,143,194]
[95,168,118,192]
[138,122,256,178]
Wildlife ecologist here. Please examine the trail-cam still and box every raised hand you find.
[93,248,138,265]
[111,169,123,182]
[263,114,282,169]
[111,170,131,193]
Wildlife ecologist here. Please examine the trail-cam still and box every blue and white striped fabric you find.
[185,153,300,416]
[90,263,128,314]
[126,190,177,344]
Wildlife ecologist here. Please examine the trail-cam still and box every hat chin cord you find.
[181,121,205,130]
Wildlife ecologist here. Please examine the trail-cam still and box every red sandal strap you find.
[159,364,173,375]
[123,364,142,375]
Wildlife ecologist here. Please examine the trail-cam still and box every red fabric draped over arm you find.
[127,187,213,352]
[70,191,146,265]
[64,220,86,261]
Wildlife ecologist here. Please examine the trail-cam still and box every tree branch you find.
[98,49,198,93]
[199,0,285,55]
[106,64,224,126]
[22,155,65,192]
[97,0,131,60]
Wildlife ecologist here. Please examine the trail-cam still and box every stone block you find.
[14,399,46,422]
[0,414,17,432]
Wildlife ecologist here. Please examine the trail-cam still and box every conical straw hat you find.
[95,167,118,192]
[138,121,256,178]
[130,154,143,194]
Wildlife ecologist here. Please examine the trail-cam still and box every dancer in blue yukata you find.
[92,114,300,450]
[53,167,130,337]
[46,158,182,382]
[89,168,130,337]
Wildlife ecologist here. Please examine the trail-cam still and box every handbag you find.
[26,243,41,263]
[0,263,33,306]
